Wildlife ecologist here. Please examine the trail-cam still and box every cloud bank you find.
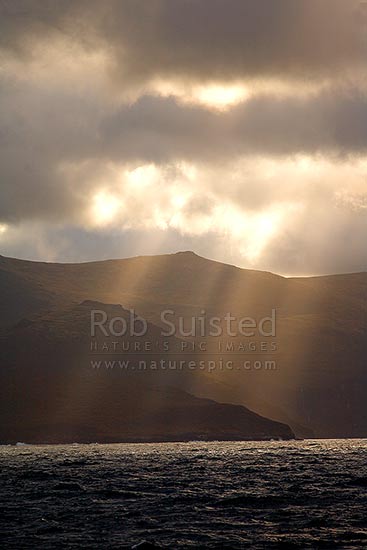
[0,0,367,274]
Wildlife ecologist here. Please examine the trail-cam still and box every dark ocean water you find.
[0,440,366,549]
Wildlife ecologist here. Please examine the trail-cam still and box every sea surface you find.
[0,440,366,549]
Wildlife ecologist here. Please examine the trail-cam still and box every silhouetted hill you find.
[0,300,294,444]
[0,251,366,438]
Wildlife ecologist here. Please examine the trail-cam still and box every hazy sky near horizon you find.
[1,0,367,274]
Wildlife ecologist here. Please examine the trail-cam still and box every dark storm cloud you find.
[1,0,366,84]
[2,79,367,223]
[108,90,367,160]
[2,83,367,223]
[103,0,367,84]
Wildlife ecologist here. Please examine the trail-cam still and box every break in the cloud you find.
[0,0,367,275]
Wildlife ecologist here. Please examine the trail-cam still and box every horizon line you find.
[1,250,366,280]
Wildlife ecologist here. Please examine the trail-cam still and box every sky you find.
[0,0,367,275]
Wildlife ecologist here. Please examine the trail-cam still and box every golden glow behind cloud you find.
[84,160,310,267]
[92,191,121,226]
